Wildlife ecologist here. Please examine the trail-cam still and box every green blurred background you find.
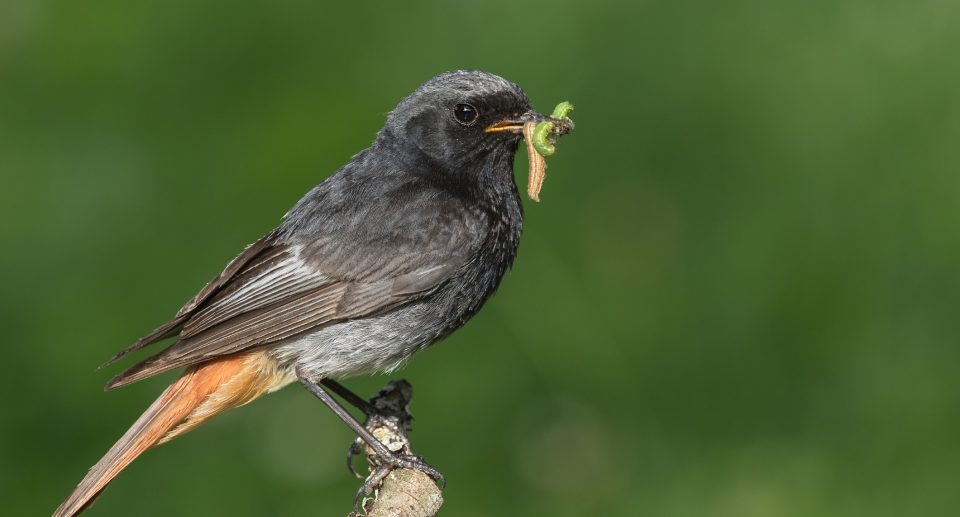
[2,0,959,515]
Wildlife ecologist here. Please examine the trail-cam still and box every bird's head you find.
[379,70,547,174]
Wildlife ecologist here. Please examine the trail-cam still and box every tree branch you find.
[347,380,443,517]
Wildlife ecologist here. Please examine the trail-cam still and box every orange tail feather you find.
[54,350,292,517]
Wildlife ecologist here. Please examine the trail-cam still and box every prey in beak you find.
[484,104,575,202]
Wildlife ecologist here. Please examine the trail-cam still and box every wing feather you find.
[103,182,486,389]
[106,251,468,389]
[181,248,332,338]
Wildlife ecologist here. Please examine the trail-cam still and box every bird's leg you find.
[316,379,409,480]
[321,379,375,415]
[296,370,445,511]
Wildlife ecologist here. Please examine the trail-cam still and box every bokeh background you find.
[2,0,959,515]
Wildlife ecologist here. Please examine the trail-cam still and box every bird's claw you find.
[378,452,445,489]
[352,451,445,512]
[347,439,364,479]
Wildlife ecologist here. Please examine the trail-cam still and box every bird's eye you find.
[452,103,479,125]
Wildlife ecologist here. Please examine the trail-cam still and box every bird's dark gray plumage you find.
[106,70,536,387]
[56,70,546,517]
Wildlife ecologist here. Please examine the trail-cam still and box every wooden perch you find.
[347,380,444,517]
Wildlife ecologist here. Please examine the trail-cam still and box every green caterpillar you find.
[532,101,574,157]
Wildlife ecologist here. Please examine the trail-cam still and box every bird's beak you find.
[484,110,548,134]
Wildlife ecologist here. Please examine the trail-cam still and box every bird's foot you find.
[353,451,445,510]
[339,380,444,512]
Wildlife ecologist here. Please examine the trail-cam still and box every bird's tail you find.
[54,350,293,517]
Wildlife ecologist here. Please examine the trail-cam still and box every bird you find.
[54,70,554,516]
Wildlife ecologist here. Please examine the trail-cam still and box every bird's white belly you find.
[268,301,441,380]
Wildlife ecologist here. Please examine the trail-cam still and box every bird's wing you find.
[105,209,478,389]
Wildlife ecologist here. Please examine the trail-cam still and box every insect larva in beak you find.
[523,121,547,202]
